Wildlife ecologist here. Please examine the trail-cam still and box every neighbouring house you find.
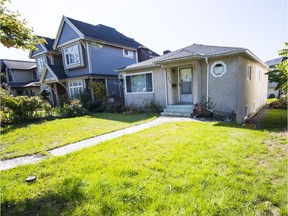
[265,57,287,98]
[29,16,158,106]
[0,59,40,96]
[118,43,268,124]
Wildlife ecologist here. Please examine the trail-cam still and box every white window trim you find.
[36,56,45,78]
[124,71,154,94]
[63,43,84,69]
[123,49,134,59]
[68,79,84,98]
[253,101,257,112]
[210,61,227,77]
[247,65,252,80]
[244,105,249,119]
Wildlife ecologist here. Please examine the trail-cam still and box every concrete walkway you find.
[1,116,200,171]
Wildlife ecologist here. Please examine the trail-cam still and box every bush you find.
[193,97,215,118]
[143,100,162,113]
[269,97,287,109]
[59,99,87,117]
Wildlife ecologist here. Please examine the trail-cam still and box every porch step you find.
[161,105,194,118]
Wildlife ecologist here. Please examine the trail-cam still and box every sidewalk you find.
[1,116,200,171]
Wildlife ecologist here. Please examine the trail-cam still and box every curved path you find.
[1,117,200,171]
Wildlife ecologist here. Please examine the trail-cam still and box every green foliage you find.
[58,99,87,117]
[0,0,45,50]
[269,97,287,109]
[193,97,215,118]
[40,89,50,101]
[89,81,107,103]
[143,100,162,113]
[1,122,287,215]
[267,42,288,94]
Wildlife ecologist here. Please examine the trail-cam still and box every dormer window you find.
[36,56,45,77]
[123,49,134,58]
[64,44,80,67]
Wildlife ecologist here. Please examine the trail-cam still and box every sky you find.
[0,0,287,62]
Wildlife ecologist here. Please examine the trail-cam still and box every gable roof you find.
[53,16,157,55]
[42,37,55,51]
[121,44,266,71]
[1,59,36,70]
[40,64,67,83]
[29,36,56,58]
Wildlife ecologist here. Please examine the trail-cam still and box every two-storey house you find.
[29,16,158,106]
[0,59,40,96]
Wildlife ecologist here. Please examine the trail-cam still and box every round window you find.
[211,61,226,77]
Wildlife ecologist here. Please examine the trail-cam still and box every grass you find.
[1,121,287,215]
[0,113,157,160]
[260,109,287,131]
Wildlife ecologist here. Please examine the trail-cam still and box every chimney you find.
[163,50,171,55]
[137,46,151,62]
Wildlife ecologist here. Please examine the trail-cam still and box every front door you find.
[179,67,193,103]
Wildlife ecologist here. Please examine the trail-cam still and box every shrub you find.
[59,99,87,117]
[269,97,287,109]
[143,100,162,113]
[86,100,105,112]
[193,97,215,118]
[106,101,125,113]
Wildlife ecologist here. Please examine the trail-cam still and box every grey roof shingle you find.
[123,44,247,70]
[265,57,287,67]
[2,59,36,70]
[48,65,67,79]
[42,37,55,51]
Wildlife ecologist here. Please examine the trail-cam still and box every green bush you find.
[143,100,162,113]
[59,99,87,117]
[269,97,287,109]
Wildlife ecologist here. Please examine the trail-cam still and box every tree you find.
[267,42,288,94]
[0,0,45,50]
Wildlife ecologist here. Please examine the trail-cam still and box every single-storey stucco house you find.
[118,43,268,124]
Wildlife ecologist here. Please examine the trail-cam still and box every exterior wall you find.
[235,55,268,123]
[124,67,166,107]
[58,22,80,46]
[208,55,240,116]
[31,44,45,57]
[53,55,63,65]
[12,69,35,82]
[90,43,137,76]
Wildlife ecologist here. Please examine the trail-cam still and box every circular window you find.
[210,61,227,77]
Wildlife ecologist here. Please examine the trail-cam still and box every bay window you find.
[64,44,80,67]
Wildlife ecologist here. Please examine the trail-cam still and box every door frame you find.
[178,66,193,103]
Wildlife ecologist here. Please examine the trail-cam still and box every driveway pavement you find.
[1,116,200,171]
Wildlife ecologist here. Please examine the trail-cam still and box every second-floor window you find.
[64,45,80,67]
[123,49,134,58]
[6,68,13,82]
[247,65,252,80]
[37,57,45,78]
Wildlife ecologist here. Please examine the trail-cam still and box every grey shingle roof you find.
[123,44,247,70]
[2,59,36,70]
[7,81,40,88]
[265,57,287,67]
[67,17,158,56]
[42,37,55,51]
[48,65,67,79]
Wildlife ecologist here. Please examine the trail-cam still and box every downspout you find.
[205,57,209,103]
[163,67,168,106]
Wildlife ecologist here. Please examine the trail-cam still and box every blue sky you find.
[1,0,287,62]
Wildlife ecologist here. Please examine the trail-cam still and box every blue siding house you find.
[29,16,158,106]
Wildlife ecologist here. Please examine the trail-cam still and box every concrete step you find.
[161,112,192,117]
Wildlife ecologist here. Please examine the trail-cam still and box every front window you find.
[37,57,45,78]
[125,72,153,93]
[64,45,80,67]
[69,80,83,98]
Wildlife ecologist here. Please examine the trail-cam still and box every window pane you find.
[126,76,132,93]
[132,74,145,92]
[146,73,153,92]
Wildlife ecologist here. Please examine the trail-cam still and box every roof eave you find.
[84,37,138,51]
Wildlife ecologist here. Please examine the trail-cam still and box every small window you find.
[253,101,256,112]
[247,65,252,80]
[244,106,248,119]
[68,80,83,98]
[210,61,226,77]
[258,71,262,81]
[32,70,38,80]
[64,44,80,67]
[125,72,153,93]
[123,49,134,58]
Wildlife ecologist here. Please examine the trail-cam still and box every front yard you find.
[0,113,157,160]
[1,109,287,215]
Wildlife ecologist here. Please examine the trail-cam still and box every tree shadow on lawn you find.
[1,177,87,216]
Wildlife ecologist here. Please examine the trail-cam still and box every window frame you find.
[63,44,83,69]
[6,67,13,82]
[247,65,252,80]
[210,61,227,77]
[68,80,84,98]
[125,72,154,94]
[123,49,134,59]
[244,105,249,119]
[253,101,256,112]
[36,56,45,78]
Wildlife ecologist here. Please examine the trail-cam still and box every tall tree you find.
[267,42,288,94]
[0,0,45,50]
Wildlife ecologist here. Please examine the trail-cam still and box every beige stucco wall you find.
[123,67,167,108]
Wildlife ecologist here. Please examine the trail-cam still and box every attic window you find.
[123,49,134,58]
[210,61,227,77]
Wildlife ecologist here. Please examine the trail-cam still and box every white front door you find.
[179,67,193,103]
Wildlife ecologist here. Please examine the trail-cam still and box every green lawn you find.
[0,113,157,160]
[1,122,287,215]
[260,109,287,131]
